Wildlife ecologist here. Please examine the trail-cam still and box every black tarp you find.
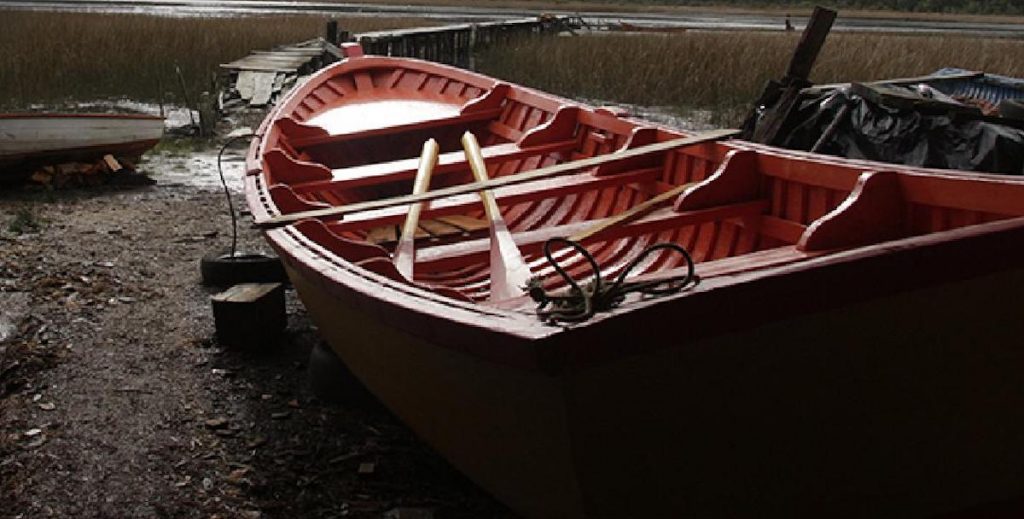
[772,86,1024,176]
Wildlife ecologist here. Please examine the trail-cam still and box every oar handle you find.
[568,181,699,242]
[461,131,501,222]
[400,138,440,242]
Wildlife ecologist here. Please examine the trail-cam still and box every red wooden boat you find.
[245,44,1024,517]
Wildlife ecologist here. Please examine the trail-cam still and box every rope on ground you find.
[527,237,699,324]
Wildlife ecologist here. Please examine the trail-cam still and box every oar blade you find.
[393,237,416,281]
[488,220,532,301]
[461,131,533,301]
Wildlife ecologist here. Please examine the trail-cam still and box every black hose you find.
[216,134,253,258]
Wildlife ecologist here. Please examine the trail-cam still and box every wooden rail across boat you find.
[245,44,1024,517]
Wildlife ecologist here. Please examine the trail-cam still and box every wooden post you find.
[749,6,837,145]
[198,91,217,137]
[470,24,481,69]
[785,7,838,81]
[325,19,338,44]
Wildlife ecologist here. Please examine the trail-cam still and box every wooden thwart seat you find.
[415,201,769,270]
[255,129,741,228]
[267,103,590,192]
[278,108,505,151]
[289,138,578,194]
[366,215,490,245]
[327,167,664,233]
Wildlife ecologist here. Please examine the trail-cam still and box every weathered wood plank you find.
[750,6,836,145]
[784,7,838,81]
[224,64,302,73]
[236,71,256,100]
[250,72,278,106]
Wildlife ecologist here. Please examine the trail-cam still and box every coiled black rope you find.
[527,237,699,324]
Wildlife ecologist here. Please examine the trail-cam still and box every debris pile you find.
[26,154,154,188]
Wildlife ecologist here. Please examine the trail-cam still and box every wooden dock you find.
[219,38,342,110]
[356,16,580,68]
[218,15,579,110]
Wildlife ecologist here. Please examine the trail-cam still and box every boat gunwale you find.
[545,213,1024,371]
[265,206,1024,373]
[266,222,549,370]
[733,139,1024,183]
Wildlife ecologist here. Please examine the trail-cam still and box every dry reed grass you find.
[477,31,1024,125]
[7,10,1024,127]
[0,11,430,108]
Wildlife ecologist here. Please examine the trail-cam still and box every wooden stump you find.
[211,283,286,349]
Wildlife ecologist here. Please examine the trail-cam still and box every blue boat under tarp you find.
[928,67,1024,106]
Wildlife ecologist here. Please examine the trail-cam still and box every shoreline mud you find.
[0,179,512,518]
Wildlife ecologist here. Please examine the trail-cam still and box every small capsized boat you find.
[0,112,164,173]
[245,44,1024,517]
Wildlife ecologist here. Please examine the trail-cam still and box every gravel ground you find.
[0,168,513,518]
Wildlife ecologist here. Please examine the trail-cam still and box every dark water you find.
[6,0,1024,36]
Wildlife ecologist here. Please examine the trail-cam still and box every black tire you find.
[307,342,377,407]
[200,250,286,287]
[999,98,1024,120]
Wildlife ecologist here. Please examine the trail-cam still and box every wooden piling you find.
[325,19,338,45]
[747,7,837,145]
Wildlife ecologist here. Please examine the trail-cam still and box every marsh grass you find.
[7,10,1024,127]
[0,11,432,108]
[477,32,1024,126]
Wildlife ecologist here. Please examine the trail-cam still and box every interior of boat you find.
[253,61,1024,306]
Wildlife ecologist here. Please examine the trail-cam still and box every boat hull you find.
[246,50,1024,517]
[0,113,164,173]
[275,223,1024,518]
[561,265,1024,517]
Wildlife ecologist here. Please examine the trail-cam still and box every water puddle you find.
[140,146,247,192]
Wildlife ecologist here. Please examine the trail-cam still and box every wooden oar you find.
[569,181,700,242]
[393,138,440,281]
[256,128,739,227]
[461,131,532,301]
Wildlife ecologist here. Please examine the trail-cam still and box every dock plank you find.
[236,71,256,100]
[250,72,278,106]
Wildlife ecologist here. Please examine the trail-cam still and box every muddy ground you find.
[0,152,514,518]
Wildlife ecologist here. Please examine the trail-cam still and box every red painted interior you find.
[248,52,1024,307]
